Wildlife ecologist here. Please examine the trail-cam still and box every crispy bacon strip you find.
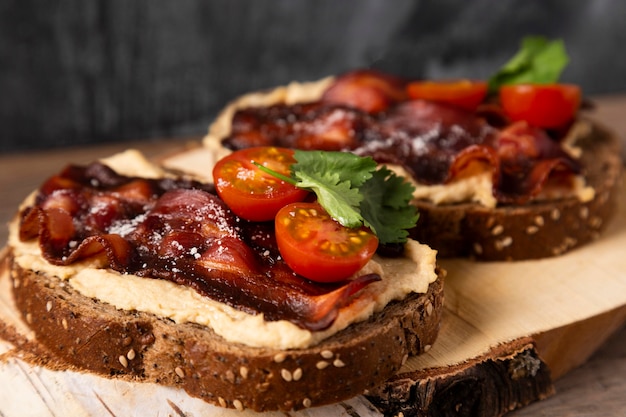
[364,99,499,184]
[495,121,581,204]
[321,69,408,113]
[18,163,380,331]
[227,102,371,151]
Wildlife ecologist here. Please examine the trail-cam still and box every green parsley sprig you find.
[255,150,418,244]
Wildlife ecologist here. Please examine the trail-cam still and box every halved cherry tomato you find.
[275,202,378,283]
[406,80,488,110]
[499,83,581,129]
[212,147,309,221]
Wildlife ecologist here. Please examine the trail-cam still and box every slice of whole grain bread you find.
[9,255,444,412]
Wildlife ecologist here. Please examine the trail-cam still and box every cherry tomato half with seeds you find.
[212,147,309,222]
[275,202,379,283]
[499,83,581,129]
[406,80,488,110]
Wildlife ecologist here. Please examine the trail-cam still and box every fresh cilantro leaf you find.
[294,169,364,227]
[359,167,419,244]
[291,150,376,227]
[292,150,377,188]
[256,149,419,244]
[488,36,569,92]
[293,150,418,244]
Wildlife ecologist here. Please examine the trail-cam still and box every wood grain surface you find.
[0,96,625,416]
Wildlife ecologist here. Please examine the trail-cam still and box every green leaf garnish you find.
[292,150,418,244]
[291,150,376,228]
[359,166,419,244]
[256,149,418,244]
[488,36,569,92]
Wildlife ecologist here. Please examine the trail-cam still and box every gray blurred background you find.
[1,0,625,153]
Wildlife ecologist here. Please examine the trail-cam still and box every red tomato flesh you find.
[275,202,379,283]
[499,83,581,129]
[212,147,309,221]
[406,79,488,110]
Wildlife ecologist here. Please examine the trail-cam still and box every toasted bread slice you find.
[8,254,443,412]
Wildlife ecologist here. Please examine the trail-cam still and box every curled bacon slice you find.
[225,102,372,151]
[321,69,408,113]
[18,163,380,331]
[495,121,581,204]
[361,100,499,184]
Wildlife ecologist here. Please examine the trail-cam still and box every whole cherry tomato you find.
[406,80,488,110]
[275,202,378,283]
[499,83,581,128]
[212,147,309,222]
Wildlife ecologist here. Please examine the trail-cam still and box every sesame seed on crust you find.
[333,358,346,368]
[526,225,539,235]
[273,352,287,363]
[320,350,333,359]
[281,368,292,381]
[491,225,504,236]
[495,236,513,251]
[225,370,236,383]
[425,301,434,317]
[118,355,128,368]
[233,399,244,411]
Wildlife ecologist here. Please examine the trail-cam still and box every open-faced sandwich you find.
[6,148,444,412]
[203,37,623,261]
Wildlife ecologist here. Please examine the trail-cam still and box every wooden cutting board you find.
[1,145,625,417]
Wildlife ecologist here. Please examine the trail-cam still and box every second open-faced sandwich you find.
[203,37,623,261]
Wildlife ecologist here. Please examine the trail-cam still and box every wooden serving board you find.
[1,146,625,417]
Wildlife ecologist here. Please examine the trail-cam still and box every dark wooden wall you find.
[2,0,625,153]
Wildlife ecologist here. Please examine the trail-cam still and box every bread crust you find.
[9,254,444,412]
[410,121,623,260]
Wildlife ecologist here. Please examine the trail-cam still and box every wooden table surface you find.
[1,96,625,416]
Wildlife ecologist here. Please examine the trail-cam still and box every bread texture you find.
[9,253,444,412]
[410,120,622,260]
